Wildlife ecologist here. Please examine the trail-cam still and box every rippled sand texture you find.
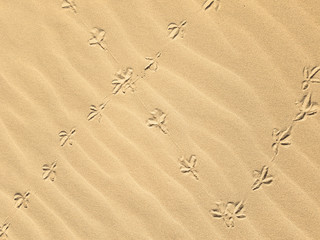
[1,0,320,239]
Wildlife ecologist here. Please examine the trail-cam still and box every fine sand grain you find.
[0,0,320,239]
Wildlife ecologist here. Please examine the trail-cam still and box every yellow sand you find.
[0,0,320,239]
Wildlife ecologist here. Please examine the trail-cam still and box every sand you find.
[0,0,320,239]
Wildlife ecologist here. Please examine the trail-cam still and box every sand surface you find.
[0,0,320,239]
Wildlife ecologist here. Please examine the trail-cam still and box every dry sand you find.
[0,0,320,239]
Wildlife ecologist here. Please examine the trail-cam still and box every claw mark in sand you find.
[87,102,107,122]
[271,125,292,158]
[61,0,77,13]
[0,222,10,239]
[147,108,168,134]
[210,201,246,228]
[301,66,320,90]
[112,68,135,94]
[294,92,318,122]
[179,155,199,180]
[59,128,76,146]
[42,161,57,182]
[167,20,187,39]
[252,166,273,191]
[145,52,161,72]
[89,28,107,50]
[14,191,30,209]
[202,0,221,11]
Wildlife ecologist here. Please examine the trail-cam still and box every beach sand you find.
[0,0,320,239]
